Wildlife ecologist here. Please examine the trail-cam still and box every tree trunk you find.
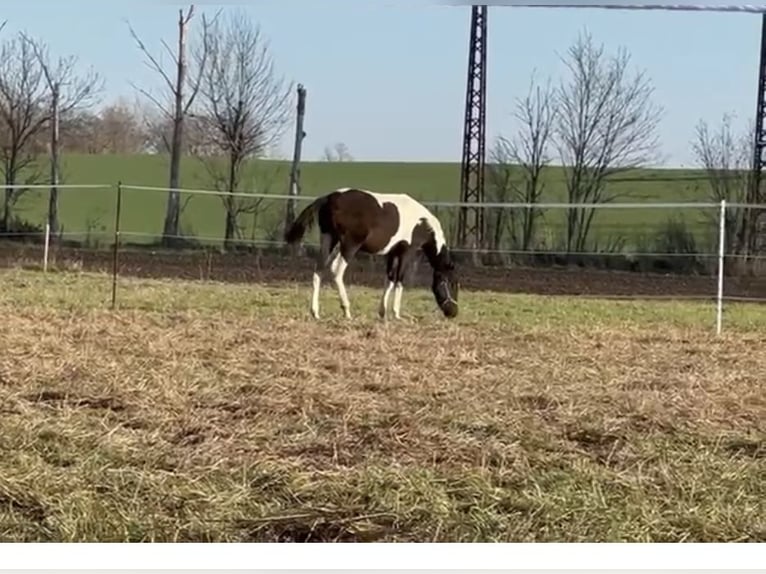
[2,189,10,232]
[48,84,60,240]
[162,116,183,246]
[223,151,240,251]
[162,8,188,247]
[491,210,505,266]
[522,209,535,253]
[2,155,17,232]
[224,207,237,251]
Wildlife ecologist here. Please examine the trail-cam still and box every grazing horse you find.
[284,187,459,320]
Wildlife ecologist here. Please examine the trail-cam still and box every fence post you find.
[111,181,123,310]
[43,222,50,273]
[716,199,727,336]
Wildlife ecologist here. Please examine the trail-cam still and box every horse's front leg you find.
[392,247,418,320]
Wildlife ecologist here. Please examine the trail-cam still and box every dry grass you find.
[0,268,764,542]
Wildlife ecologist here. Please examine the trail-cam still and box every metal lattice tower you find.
[457,5,488,250]
[748,12,766,254]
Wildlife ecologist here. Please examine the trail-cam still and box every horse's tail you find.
[284,194,329,245]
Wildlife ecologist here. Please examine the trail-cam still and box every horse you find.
[284,187,459,320]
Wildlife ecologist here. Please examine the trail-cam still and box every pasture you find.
[11,154,719,252]
[0,267,764,542]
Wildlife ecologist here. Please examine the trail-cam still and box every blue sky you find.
[2,0,763,166]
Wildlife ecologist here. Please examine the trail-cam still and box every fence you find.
[1,182,765,334]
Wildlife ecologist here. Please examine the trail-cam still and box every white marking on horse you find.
[392,281,404,319]
[379,280,395,319]
[332,253,352,318]
[338,188,446,256]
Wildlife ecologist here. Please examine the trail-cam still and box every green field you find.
[0,268,763,541]
[10,153,720,254]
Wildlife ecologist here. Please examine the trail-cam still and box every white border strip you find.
[445,1,766,13]
[1,542,765,569]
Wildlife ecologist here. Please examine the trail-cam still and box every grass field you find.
[0,268,764,542]
[9,153,721,253]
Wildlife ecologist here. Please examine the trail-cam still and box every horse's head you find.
[431,248,458,318]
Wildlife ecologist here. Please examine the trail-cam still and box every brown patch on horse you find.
[317,189,400,254]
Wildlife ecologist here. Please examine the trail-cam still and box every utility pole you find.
[285,83,307,235]
[747,13,766,257]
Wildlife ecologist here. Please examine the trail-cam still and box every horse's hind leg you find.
[311,232,337,319]
[379,252,398,319]
[330,241,359,319]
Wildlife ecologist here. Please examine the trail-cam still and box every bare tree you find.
[54,111,101,153]
[135,100,171,154]
[487,75,555,256]
[193,9,292,250]
[127,5,218,246]
[322,141,353,162]
[22,33,102,237]
[0,30,51,232]
[97,99,148,154]
[554,31,663,253]
[691,113,754,256]
[139,102,217,157]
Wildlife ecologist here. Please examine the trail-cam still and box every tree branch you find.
[126,19,177,93]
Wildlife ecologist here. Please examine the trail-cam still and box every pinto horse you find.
[284,187,459,320]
